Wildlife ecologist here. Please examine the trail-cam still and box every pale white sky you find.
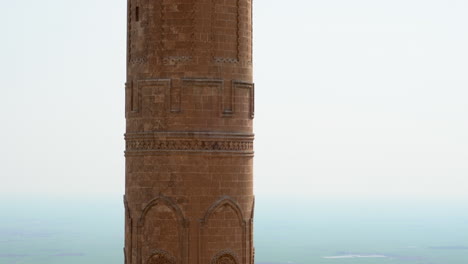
[1,0,467,200]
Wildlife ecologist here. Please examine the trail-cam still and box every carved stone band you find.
[125,132,254,155]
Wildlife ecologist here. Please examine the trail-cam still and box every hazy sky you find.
[2,0,468,200]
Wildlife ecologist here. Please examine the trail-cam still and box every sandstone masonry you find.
[124,1,254,264]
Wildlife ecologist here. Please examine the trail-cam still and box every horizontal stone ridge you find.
[125,131,254,154]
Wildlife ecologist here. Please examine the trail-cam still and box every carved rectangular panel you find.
[140,82,169,118]
[161,0,194,63]
[181,79,223,116]
[211,0,240,62]
[232,81,254,119]
[128,79,171,118]
[128,0,148,66]
[145,0,162,61]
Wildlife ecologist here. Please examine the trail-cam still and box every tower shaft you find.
[124,1,254,264]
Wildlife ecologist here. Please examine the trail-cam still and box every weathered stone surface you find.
[124,1,254,264]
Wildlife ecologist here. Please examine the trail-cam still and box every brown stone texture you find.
[124,1,254,264]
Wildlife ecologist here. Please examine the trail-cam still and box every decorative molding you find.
[127,139,253,152]
[125,132,254,154]
[163,56,192,65]
[127,78,254,119]
[130,57,148,65]
[214,57,239,64]
[182,78,224,86]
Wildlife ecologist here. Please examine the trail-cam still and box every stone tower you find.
[123,1,254,264]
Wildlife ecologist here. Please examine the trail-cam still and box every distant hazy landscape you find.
[1,196,467,264]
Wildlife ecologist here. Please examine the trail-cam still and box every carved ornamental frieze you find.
[125,132,254,155]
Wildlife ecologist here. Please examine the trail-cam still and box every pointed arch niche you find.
[137,196,189,264]
[199,196,247,264]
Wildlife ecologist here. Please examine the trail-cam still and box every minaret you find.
[124,1,254,264]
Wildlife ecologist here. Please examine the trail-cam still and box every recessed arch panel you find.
[200,196,246,264]
[137,196,189,264]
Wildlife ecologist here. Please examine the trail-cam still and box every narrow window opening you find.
[135,6,140,22]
